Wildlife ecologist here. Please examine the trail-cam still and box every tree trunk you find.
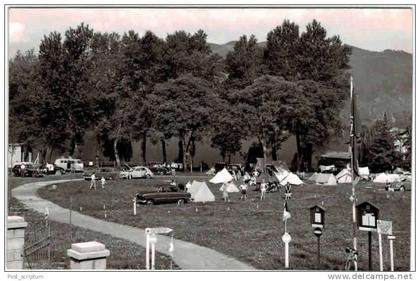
[305,144,313,171]
[141,132,147,165]
[295,125,304,172]
[49,147,55,163]
[177,137,184,164]
[271,133,278,161]
[228,154,232,164]
[113,137,121,167]
[41,149,47,164]
[161,138,167,163]
[260,137,268,172]
[190,137,196,172]
[271,146,278,161]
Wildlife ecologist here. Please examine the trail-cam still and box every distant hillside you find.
[208,42,413,125]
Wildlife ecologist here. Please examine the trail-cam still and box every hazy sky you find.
[8,7,413,57]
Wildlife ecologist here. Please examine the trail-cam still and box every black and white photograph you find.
[2,1,417,279]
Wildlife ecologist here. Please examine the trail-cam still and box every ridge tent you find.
[373,173,401,183]
[358,167,370,179]
[188,181,215,203]
[206,167,216,175]
[210,168,233,184]
[308,172,319,182]
[219,182,240,193]
[187,180,201,195]
[315,173,337,186]
[255,158,265,171]
[336,169,352,184]
[278,172,304,186]
[185,181,192,190]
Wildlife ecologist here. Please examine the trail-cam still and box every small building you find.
[8,143,38,168]
[8,143,24,168]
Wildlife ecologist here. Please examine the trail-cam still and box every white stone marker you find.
[67,241,110,270]
[7,216,28,269]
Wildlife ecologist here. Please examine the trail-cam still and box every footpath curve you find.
[12,179,255,270]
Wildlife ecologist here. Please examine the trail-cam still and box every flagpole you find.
[350,76,358,271]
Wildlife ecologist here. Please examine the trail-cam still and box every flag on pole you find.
[283,201,291,221]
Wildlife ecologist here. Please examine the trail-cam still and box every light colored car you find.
[119,166,154,179]
[54,157,84,172]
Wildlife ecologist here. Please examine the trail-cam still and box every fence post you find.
[67,241,110,270]
[7,216,28,269]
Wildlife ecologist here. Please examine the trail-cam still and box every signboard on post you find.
[310,205,325,228]
[377,220,392,235]
[356,202,379,231]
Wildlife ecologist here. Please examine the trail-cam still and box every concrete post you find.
[67,241,110,270]
[7,216,28,269]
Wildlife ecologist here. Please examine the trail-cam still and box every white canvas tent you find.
[315,173,337,185]
[336,168,352,184]
[308,172,319,182]
[373,173,401,183]
[185,181,192,190]
[187,181,215,202]
[205,167,216,175]
[358,167,370,179]
[219,182,240,193]
[275,172,303,185]
[209,168,233,184]
[393,167,405,174]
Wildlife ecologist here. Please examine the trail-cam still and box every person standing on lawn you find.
[240,182,248,201]
[20,163,26,177]
[101,176,106,189]
[260,179,267,201]
[221,183,229,203]
[90,172,96,190]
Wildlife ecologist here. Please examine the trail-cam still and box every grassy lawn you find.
[37,175,411,271]
[8,176,178,270]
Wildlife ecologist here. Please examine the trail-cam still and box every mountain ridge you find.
[208,41,413,125]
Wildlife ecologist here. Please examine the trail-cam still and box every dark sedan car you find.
[136,186,191,205]
[12,163,44,177]
[149,166,171,175]
[39,164,66,175]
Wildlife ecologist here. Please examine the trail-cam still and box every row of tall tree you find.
[9,20,353,171]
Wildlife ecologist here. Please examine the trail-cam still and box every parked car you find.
[386,180,412,192]
[12,163,44,177]
[136,186,191,205]
[54,157,84,172]
[83,167,118,181]
[39,163,66,175]
[149,166,171,175]
[170,162,184,171]
[119,165,154,179]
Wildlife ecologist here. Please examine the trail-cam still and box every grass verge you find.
[37,176,411,270]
